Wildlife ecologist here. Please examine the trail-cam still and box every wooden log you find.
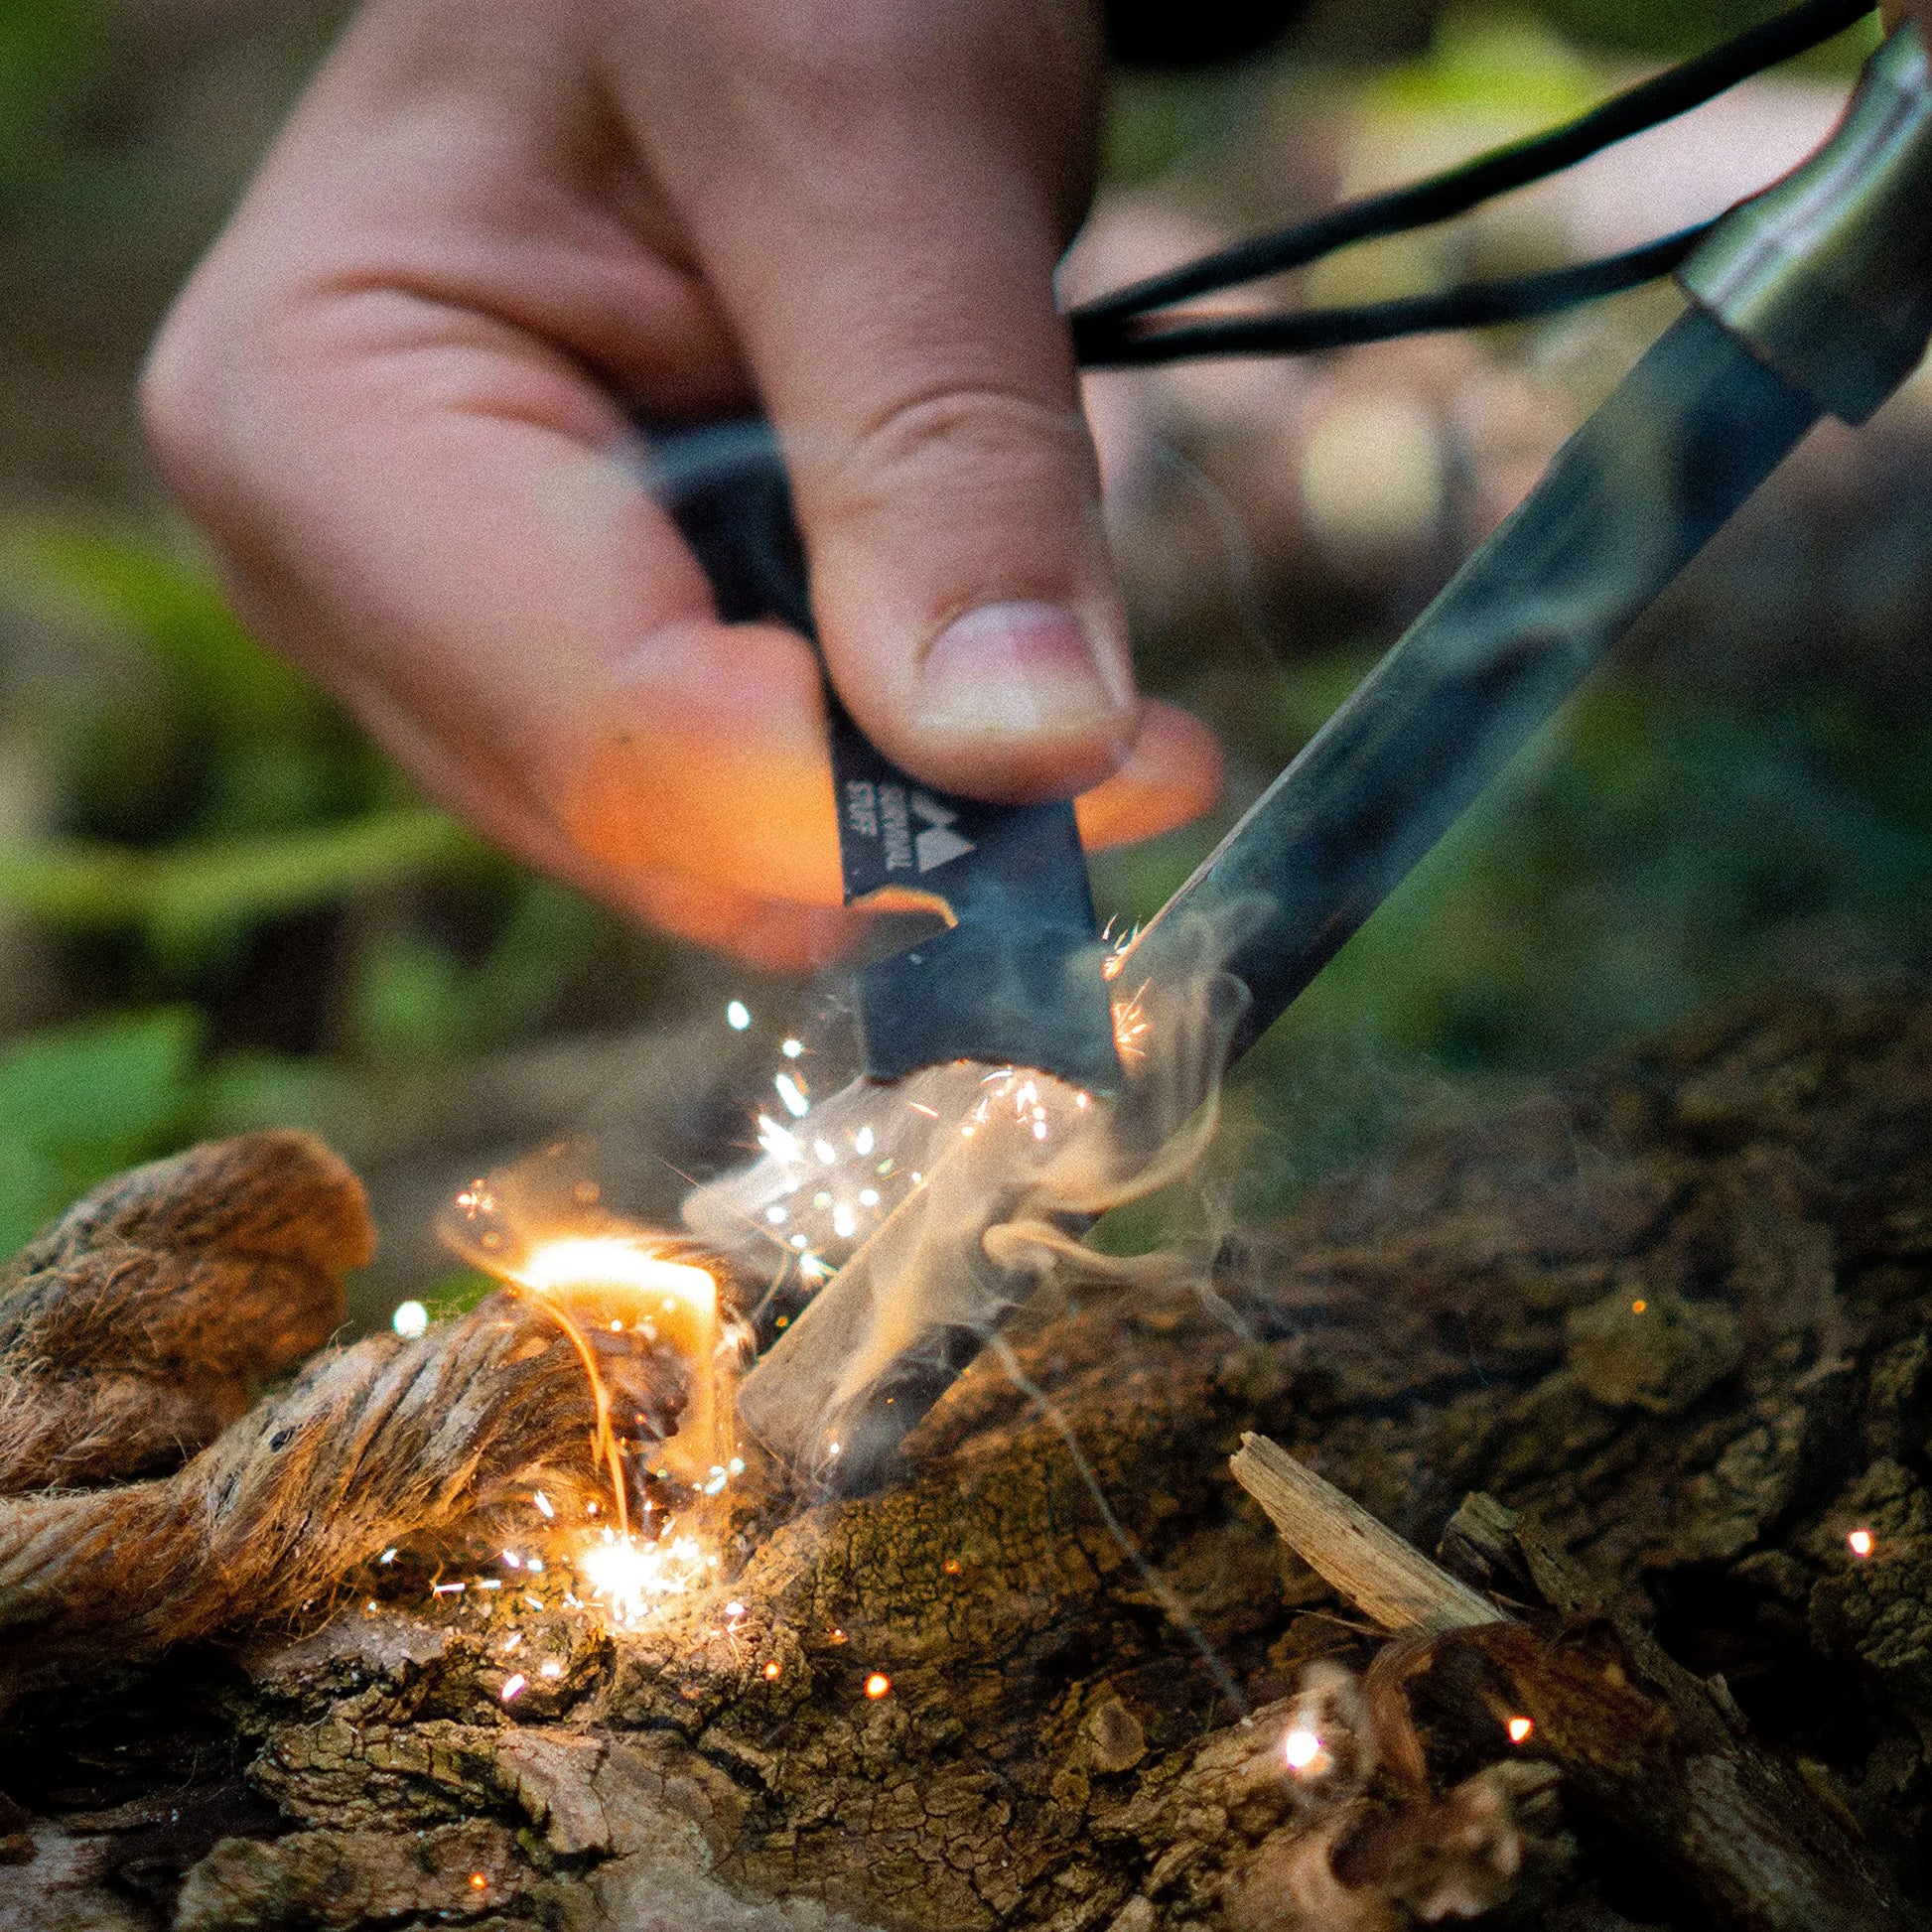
[4,984,1932,1930]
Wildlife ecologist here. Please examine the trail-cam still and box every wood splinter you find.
[1230,1431,1505,1636]
[1231,1431,1923,1932]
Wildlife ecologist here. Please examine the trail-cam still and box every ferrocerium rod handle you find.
[1123,23,1932,1054]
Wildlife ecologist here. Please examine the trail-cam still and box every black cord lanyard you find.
[1071,0,1874,365]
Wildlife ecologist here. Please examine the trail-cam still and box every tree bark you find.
[6,979,1932,1932]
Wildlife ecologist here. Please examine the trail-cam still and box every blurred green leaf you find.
[0,1007,202,1248]
[0,521,317,741]
[346,877,608,1068]
[0,808,480,951]
[194,1050,364,1145]
[421,1268,500,1323]
[0,0,94,121]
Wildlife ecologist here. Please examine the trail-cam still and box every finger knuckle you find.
[850,381,1093,497]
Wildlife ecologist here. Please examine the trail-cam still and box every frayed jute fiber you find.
[0,1133,680,1667]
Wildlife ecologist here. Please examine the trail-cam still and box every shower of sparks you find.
[1111,984,1151,1063]
[719,1049,1104,1294]
[581,1530,713,1625]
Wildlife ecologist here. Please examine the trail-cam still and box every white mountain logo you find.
[909,793,976,874]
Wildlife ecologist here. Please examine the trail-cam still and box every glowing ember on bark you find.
[1849,1527,1875,1558]
[1507,1716,1535,1743]
[1284,1726,1327,1774]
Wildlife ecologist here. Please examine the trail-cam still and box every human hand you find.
[142,0,1222,969]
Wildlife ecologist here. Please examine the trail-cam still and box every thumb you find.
[616,2,1137,805]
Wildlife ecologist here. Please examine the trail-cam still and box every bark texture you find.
[6,982,1932,1932]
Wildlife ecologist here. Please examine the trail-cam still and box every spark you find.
[533,1491,555,1519]
[855,1126,875,1156]
[501,1551,522,1569]
[580,1532,709,1625]
[517,1239,715,1308]
[832,1202,857,1239]
[509,1237,720,1539]
[766,1205,788,1224]
[1850,1527,1875,1558]
[1111,985,1151,1062]
[774,1073,810,1118]
[391,1301,429,1339]
[470,1873,489,1892]
[456,1183,495,1219]
[865,1672,892,1699]
[540,1661,563,1679]
[1506,1716,1535,1744]
[1283,1726,1326,1774]
[907,1101,940,1119]
[500,1631,523,1652]
[781,1038,804,1058]
[758,1114,801,1160]
[859,1188,880,1207]
[501,1673,527,1703]
[432,1582,465,1596]
[379,1548,398,1565]
[763,1660,782,1680]
[814,1138,838,1166]
[1631,1299,1648,1314]
[727,1000,752,1031]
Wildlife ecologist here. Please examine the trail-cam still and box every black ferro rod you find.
[1124,19,1932,1041]
[1119,306,1818,1039]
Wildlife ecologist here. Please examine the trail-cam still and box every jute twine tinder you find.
[0,1134,682,1668]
